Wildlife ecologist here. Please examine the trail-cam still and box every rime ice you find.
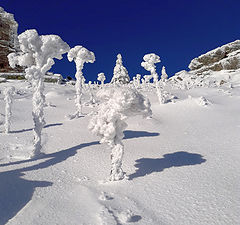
[67,45,95,118]
[89,87,152,181]
[111,54,130,84]
[8,29,69,157]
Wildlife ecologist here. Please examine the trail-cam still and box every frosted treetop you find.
[67,45,95,64]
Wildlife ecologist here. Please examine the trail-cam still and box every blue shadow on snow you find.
[0,141,98,225]
[10,123,63,134]
[128,151,206,180]
[123,130,159,139]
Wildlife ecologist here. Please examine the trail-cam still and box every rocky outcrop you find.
[189,40,240,74]
[0,7,23,73]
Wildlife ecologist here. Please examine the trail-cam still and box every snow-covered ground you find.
[0,77,240,225]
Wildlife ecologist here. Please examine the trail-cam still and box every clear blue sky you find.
[1,0,239,82]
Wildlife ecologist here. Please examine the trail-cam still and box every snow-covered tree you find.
[132,74,141,89]
[141,53,161,84]
[89,87,152,181]
[161,66,168,82]
[141,53,165,103]
[8,29,70,158]
[111,54,130,84]
[86,81,96,106]
[67,46,95,118]
[97,72,106,87]
[3,86,15,134]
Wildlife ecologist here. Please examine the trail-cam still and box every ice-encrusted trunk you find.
[75,60,84,116]
[31,72,46,156]
[156,82,164,104]
[110,143,124,181]
[109,116,127,181]
[3,86,15,134]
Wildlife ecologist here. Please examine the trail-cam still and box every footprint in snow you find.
[99,191,114,201]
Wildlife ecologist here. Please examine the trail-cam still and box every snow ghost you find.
[97,72,106,87]
[89,87,152,181]
[141,53,160,84]
[8,29,70,158]
[67,45,95,118]
[111,54,130,85]
[161,66,168,82]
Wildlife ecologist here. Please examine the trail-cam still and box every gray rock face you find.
[189,40,240,73]
[0,7,23,73]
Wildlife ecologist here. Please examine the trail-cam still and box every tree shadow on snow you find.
[0,171,51,225]
[128,151,206,180]
[10,123,63,134]
[0,141,98,225]
[123,130,159,139]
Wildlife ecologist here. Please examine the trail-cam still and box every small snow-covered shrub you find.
[89,87,152,181]
[157,86,177,104]
[8,29,69,158]
[3,86,15,134]
[196,96,212,107]
[67,45,95,118]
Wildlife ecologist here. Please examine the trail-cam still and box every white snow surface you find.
[0,74,240,225]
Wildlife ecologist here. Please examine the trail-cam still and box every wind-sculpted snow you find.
[89,87,152,181]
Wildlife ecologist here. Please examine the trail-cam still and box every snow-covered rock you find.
[189,40,240,73]
[0,7,23,73]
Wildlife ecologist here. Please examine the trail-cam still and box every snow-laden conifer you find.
[8,29,69,158]
[161,66,168,82]
[89,87,152,181]
[132,74,141,89]
[67,46,95,118]
[111,54,130,84]
[97,72,106,87]
[3,86,15,134]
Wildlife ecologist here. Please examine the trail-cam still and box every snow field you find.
[0,80,240,225]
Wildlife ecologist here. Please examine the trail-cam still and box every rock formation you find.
[0,7,23,73]
[189,40,240,74]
